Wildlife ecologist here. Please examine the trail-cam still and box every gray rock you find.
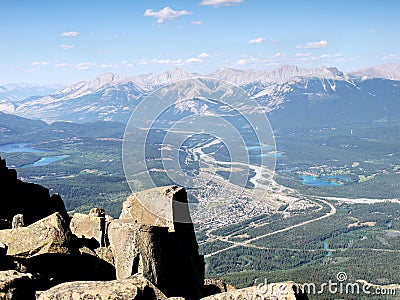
[36,274,167,300]
[0,212,71,258]
[0,270,36,300]
[70,212,106,247]
[95,246,114,266]
[11,214,24,229]
[115,186,204,300]
[89,207,106,217]
[108,220,168,284]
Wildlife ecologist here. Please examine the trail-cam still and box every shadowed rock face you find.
[115,186,205,300]
[0,157,68,229]
[0,270,36,300]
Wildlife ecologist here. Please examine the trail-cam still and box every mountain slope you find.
[1,64,400,126]
[351,63,400,80]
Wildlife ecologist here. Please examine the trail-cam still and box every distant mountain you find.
[351,63,400,81]
[0,84,65,114]
[209,65,347,85]
[1,64,400,127]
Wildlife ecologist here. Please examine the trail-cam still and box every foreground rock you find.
[201,281,309,300]
[108,221,168,282]
[0,270,36,300]
[117,186,204,300]
[0,213,71,258]
[203,278,236,297]
[70,212,106,247]
[0,157,69,229]
[36,274,167,300]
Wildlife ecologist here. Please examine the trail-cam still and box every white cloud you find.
[55,63,70,68]
[236,57,259,65]
[99,64,115,68]
[186,57,202,63]
[296,40,328,49]
[60,31,80,37]
[200,0,244,7]
[248,37,265,44]
[32,61,51,66]
[59,45,74,50]
[273,52,284,58]
[191,21,204,25]
[295,53,311,57]
[197,52,211,59]
[144,7,192,24]
[382,53,400,60]
[369,29,376,33]
[76,62,96,70]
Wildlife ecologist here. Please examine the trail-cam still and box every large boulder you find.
[203,278,236,297]
[0,157,69,229]
[36,274,167,300]
[70,213,106,247]
[120,186,192,232]
[108,221,168,283]
[0,213,71,258]
[0,270,36,300]
[115,186,204,300]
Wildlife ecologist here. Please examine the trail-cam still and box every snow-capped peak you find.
[351,63,400,81]
[59,73,126,98]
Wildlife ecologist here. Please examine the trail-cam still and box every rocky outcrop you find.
[70,213,106,247]
[203,278,236,297]
[36,274,168,300]
[0,270,36,300]
[108,221,168,282]
[120,186,192,231]
[0,213,71,258]
[0,157,68,229]
[117,186,204,300]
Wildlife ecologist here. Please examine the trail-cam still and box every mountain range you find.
[1,63,400,128]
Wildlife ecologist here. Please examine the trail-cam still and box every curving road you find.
[204,199,336,258]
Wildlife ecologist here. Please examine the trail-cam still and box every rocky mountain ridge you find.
[1,63,400,123]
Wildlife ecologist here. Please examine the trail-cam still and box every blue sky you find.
[0,0,399,84]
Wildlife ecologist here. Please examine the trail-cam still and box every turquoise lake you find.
[0,142,69,167]
[0,142,45,153]
[21,155,70,168]
[301,175,350,186]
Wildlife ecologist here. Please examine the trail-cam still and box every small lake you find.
[245,144,284,158]
[0,142,46,153]
[0,142,69,168]
[21,155,70,168]
[301,175,350,187]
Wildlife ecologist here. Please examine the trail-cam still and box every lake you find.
[0,142,46,153]
[0,142,69,168]
[21,155,70,168]
[301,175,350,186]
